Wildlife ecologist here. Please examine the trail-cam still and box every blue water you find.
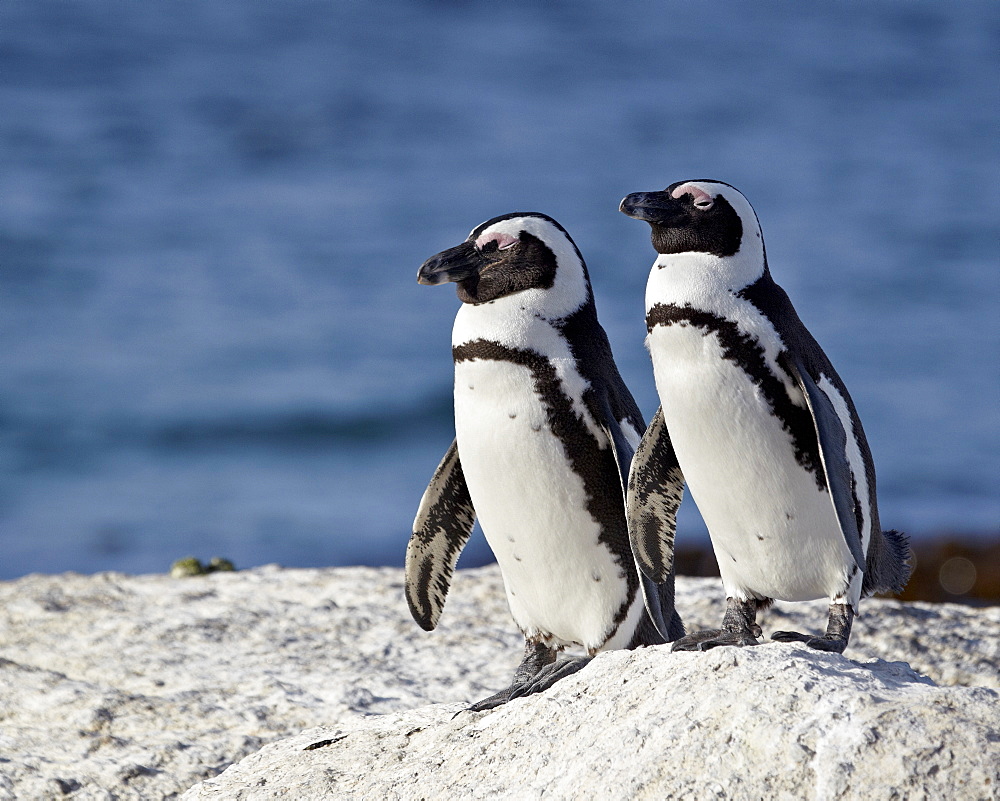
[1,1,998,580]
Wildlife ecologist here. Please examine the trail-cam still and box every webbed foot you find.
[508,655,591,700]
[463,639,562,713]
[467,655,591,711]
[671,628,759,651]
[771,601,854,654]
[670,596,764,652]
[771,630,848,653]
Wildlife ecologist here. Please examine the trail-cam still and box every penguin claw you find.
[671,628,760,651]
[464,656,592,712]
[465,688,516,713]
[771,630,848,654]
[508,656,591,701]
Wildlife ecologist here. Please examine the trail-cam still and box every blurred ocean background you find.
[1,1,997,582]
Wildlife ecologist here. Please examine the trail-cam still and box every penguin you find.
[619,180,911,653]
[406,211,684,710]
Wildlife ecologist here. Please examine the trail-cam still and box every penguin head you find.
[620,180,766,289]
[418,212,591,314]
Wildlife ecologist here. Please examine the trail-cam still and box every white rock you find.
[184,647,999,801]
[0,565,997,799]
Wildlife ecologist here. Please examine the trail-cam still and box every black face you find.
[620,181,743,257]
[417,214,559,304]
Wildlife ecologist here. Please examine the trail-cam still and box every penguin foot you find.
[771,602,854,654]
[465,656,591,711]
[770,630,848,654]
[463,639,570,712]
[672,598,763,651]
[671,628,760,651]
[509,655,591,700]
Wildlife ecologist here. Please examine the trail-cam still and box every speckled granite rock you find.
[0,565,997,799]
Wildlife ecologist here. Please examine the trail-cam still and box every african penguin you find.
[619,180,911,653]
[406,212,684,710]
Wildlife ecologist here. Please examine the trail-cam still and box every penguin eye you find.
[475,232,519,252]
[693,197,714,210]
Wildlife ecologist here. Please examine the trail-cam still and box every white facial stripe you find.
[467,216,589,320]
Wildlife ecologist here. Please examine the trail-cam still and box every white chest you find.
[647,323,853,602]
[453,357,640,650]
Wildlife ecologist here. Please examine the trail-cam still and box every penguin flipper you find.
[598,401,670,641]
[405,440,477,631]
[779,353,865,573]
[625,406,685,584]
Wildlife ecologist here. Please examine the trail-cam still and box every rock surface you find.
[185,647,999,801]
[0,565,997,799]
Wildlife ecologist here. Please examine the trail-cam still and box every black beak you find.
[417,242,479,286]
[619,191,686,226]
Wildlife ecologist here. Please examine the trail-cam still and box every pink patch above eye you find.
[475,231,518,250]
[670,183,713,205]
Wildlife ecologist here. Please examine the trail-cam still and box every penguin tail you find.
[862,527,913,597]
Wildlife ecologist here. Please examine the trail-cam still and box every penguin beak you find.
[619,191,686,226]
[417,242,480,286]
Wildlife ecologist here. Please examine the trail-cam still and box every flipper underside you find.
[404,440,477,631]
